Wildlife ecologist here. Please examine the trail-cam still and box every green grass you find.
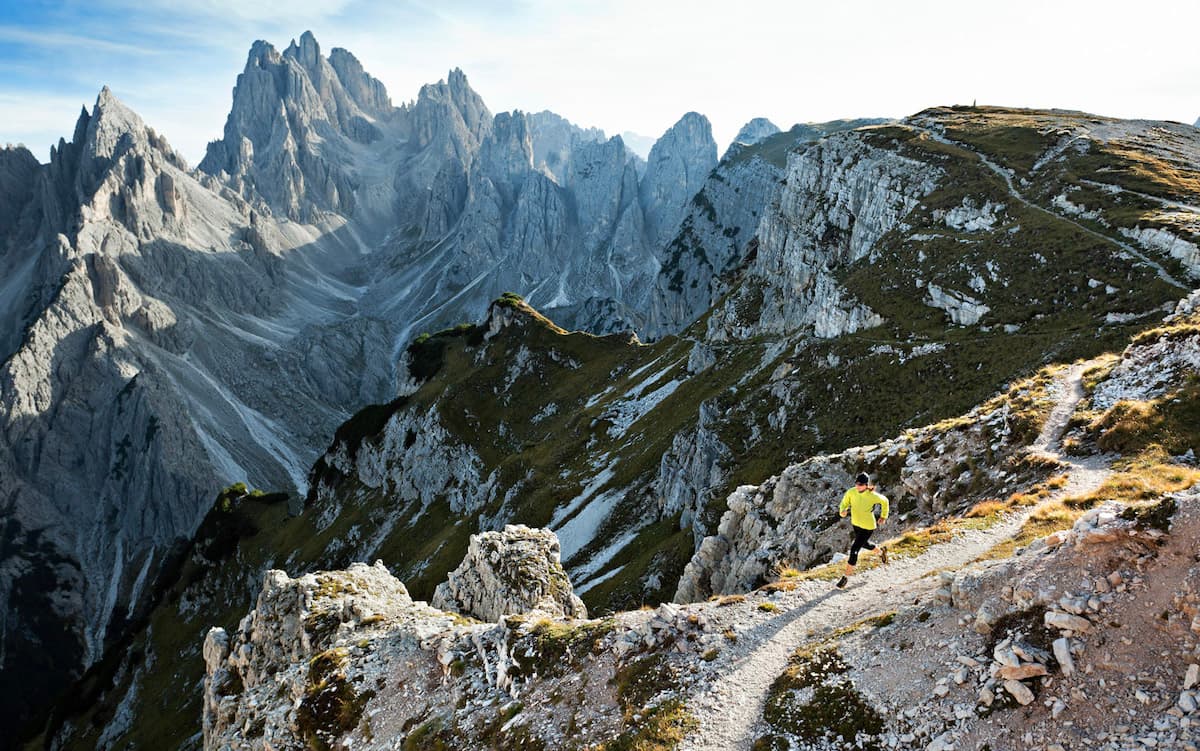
[761,646,883,749]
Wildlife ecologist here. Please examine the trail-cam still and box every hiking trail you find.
[679,362,1109,751]
[911,123,1189,290]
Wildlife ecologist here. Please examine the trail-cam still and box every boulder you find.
[432,525,587,622]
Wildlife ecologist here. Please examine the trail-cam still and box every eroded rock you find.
[432,525,587,622]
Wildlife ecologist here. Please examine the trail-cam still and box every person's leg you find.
[840,526,872,586]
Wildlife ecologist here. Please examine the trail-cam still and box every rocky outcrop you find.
[200,558,709,751]
[203,563,457,750]
[705,131,940,342]
[728,117,781,151]
[675,390,1038,602]
[657,399,731,535]
[1120,225,1200,277]
[199,32,395,220]
[641,112,718,248]
[432,525,586,622]
[926,282,991,325]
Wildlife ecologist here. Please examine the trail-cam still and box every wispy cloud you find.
[0,26,162,56]
[2,0,1198,167]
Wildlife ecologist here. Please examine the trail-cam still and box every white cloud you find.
[0,26,163,56]
[3,0,1199,165]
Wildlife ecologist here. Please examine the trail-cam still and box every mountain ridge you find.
[5,34,1200,748]
[0,32,730,739]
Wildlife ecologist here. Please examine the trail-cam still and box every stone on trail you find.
[1053,637,1076,677]
[997,663,1049,681]
[1004,679,1036,705]
[1044,610,1092,633]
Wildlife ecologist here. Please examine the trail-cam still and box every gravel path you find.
[680,364,1109,751]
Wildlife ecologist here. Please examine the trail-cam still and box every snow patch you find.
[604,378,683,438]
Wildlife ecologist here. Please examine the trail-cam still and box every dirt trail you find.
[680,363,1107,751]
[914,125,1189,291]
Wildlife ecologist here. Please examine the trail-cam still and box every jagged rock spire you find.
[640,111,717,247]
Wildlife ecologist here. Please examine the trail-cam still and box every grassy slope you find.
[42,109,1200,750]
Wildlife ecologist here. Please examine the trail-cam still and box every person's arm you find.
[877,493,890,523]
[839,490,850,517]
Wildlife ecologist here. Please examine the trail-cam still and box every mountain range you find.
[3,30,1200,750]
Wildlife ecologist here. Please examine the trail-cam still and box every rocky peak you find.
[732,117,781,147]
[640,111,718,246]
[431,525,587,622]
[198,31,390,218]
[329,47,391,115]
[0,146,41,244]
[285,29,321,70]
[526,110,606,184]
[83,87,152,163]
[478,110,536,201]
[410,67,492,157]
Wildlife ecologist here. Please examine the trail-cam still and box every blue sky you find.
[2,0,1198,165]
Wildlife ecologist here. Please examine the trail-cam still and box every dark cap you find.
[855,472,870,485]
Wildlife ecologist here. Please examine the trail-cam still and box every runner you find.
[836,472,889,588]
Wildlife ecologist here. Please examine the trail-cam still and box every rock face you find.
[203,563,456,750]
[432,525,587,622]
[198,32,394,220]
[706,131,940,341]
[640,112,718,249]
[729,117,781,152]
[675,383,1044,602]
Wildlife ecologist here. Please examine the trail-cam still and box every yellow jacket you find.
[839,488,889,530]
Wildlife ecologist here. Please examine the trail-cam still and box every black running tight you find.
[848,525,876,565]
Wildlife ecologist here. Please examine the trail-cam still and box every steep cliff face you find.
[198,32,397,221]
[640,112,718,249]
[646,119,893,339]
[0,86,396,738]
[706,130,940,341]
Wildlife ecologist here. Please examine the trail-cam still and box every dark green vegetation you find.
[599,654,696,751]
[505,616,616,679]
[756,646,884,750]
[298,647,375,751]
